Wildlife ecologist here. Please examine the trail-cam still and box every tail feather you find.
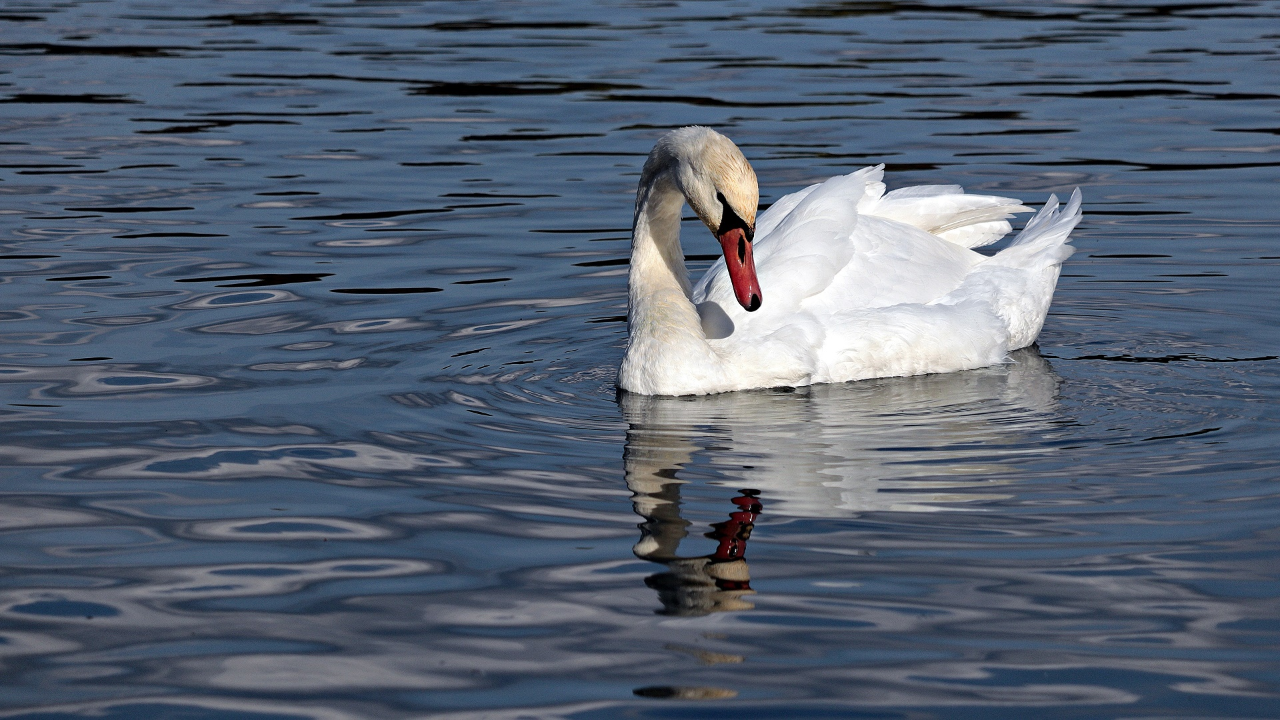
[1002,188,1082,257]
[934,189,1083,350]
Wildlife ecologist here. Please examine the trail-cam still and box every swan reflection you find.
[633,485,761,616]
[622,349,1061,615]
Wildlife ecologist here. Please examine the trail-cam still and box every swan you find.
[618,126,1082,396]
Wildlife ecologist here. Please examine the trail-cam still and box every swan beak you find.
[717,227,762,312]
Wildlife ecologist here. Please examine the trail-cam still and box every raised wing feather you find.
[692,166,987,345]
[694,167,874,315]
[860,183,1032,249]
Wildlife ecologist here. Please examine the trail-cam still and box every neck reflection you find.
[632,476,762,616]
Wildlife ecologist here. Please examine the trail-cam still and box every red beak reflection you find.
[717,227,762,312]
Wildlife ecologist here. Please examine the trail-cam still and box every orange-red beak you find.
[717,227,762,312]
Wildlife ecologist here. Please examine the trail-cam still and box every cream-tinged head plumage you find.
[640,126,758,236]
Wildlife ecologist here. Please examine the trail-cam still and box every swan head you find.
[651,127,763,312]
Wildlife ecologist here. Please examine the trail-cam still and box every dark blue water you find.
[2,1,1279,718]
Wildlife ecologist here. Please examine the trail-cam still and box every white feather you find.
[618,128,1082,396]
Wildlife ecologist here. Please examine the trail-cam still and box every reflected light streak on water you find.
[0,1,1279,718]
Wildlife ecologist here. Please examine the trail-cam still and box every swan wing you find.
[693,166,874,318]
[861,183,1032,249]
[688,166,1075,390]
[692,166,994,333]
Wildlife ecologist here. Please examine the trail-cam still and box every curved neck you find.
[630,168,692,316]
[620,165,721,395]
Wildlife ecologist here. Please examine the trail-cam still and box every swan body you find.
[619,126,1082,396]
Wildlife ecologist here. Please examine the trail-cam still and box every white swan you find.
[618,126,1082,396]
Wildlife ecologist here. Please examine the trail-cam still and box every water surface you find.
[2,1,1279,718]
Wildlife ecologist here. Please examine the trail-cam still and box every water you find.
[1,1,1279,717]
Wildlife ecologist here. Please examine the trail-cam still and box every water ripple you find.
[1,0,1278,717]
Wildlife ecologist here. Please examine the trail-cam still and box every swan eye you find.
[716,191,753,241]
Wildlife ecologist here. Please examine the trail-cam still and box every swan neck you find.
[619,165,722,395]
[630,169,692,305]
